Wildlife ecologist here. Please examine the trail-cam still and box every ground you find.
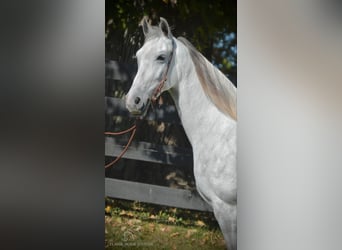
[105,198,226,249]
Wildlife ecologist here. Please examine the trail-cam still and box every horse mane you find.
[177,37,237,121]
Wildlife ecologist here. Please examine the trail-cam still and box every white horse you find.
[126,17,237,250]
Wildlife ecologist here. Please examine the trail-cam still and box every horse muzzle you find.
[125,95,150,118]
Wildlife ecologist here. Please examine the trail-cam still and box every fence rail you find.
[105,178,212,212]
[105,138,193,166]
[105,96,181,124]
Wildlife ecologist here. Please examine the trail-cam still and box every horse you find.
[125,17,237,250]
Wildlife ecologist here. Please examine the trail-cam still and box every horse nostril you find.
[134,97,141,105]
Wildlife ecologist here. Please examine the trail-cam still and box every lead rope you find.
[104,122,137,169]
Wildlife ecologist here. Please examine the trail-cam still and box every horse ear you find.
[159,17,172,39]
[141,17,150,37]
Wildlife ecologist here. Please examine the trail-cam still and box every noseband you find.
[151,39,175,103]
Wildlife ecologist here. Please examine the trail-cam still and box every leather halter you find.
[151,39,175,103]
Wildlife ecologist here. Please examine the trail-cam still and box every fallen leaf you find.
[200,234,210,245]
[160,226,171,233]
[168,216,176,223]
[127,219,141,225]
[105,206,111,213]
[195,220,206,227]
[105,216,112,224]
[170,232,180,237]
[126,211,134,217]
[185,229,197,238]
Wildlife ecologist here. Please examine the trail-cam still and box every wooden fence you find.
[105,60,212,212]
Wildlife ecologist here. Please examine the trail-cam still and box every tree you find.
[106,0,237,84]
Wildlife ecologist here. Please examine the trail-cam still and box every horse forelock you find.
[177,37,237,121]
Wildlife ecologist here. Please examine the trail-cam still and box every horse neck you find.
[169,40,233,145]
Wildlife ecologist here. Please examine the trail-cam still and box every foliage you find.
[106,0,236,82]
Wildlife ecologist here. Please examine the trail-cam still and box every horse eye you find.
[156,55,166,61]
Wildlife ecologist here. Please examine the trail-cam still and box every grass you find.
[105,198,226,250]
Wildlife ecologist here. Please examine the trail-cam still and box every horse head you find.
[126,17,175,117]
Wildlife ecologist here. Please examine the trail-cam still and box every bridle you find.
[105,38,175,169]
[151,38,175,103]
